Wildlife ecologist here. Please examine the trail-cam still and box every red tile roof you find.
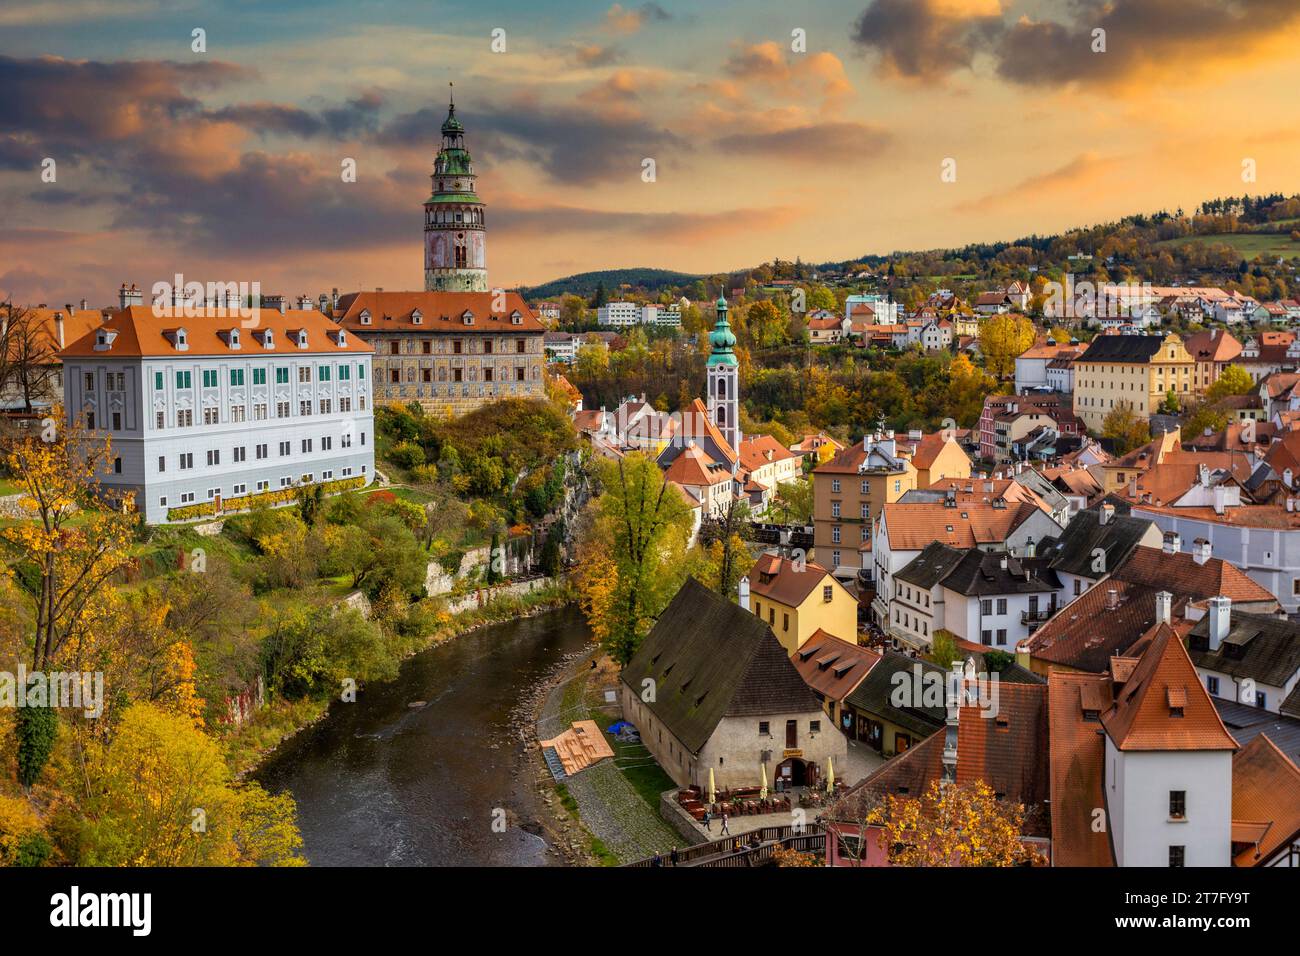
[792,632,880,702]
[1100,623,1238,752]
[1048,670,1115,866]
[332,290,544,332]
[1231,734,1300,866]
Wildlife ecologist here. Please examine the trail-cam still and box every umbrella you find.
[826,757,835,794]
[760,763,768,800]
[708,767,716,805]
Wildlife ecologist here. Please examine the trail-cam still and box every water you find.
[255,606,593,866]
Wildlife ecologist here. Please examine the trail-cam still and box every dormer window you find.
[462,310,475,326]
[334,329,347,347]
[170,328,189,351]
[510,310,522,325]
[226,328,241,349]
[411,310,423,325]
[93,329,118,351]
[359,310,372,326]
[296,330,308,349]
[259,328,275,349]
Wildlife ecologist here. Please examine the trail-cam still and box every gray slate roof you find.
[895,541,966,589]
[1188,611,1300,693]
[1040,508,1154,578]
[844,650,947,738]
[620,577,822,753]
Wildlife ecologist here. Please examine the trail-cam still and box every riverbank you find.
[228,579,576,777]
[531,648,681,865]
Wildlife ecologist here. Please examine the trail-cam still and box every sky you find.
[3,0,1300,305]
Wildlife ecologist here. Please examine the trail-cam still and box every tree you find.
[745,300,790,349]
[692,499,753,597]
[773,478,813,524]
[71,702,304,866]
[863,780,1045,867]
[0,304,57,414]
[979,313,1035,379]
[0,414,135,674]
[574,453,692,664]
[1204,363,1254,404]
[1101,401,1150,455]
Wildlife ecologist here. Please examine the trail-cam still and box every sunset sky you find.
[3,0,1300,305]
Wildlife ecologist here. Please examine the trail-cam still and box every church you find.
[332,92,546,416]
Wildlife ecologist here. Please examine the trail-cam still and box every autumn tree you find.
[1204,363,1254,403]
[69,702,304,866]
[1101,401,1151,455]
[574,453,692,664]
[979,313,1035,379]
[864,780,1045,867]
[691,499,753,598]
[0,304,57,414]
[745,300,790,349]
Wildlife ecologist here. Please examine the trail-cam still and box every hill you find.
[520,268,702,300]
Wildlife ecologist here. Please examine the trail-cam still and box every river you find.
[255,606,594,866]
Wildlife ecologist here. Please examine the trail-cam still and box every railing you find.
[624,825,824,868]
[1020,608,1054,624]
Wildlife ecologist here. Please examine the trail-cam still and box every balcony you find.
[1021,607,1054,624]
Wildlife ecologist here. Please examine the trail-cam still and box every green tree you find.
[1204,363,1254,403]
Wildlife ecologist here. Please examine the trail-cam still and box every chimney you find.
[999,555,1008,571]
[1106,588,1119,610]
[1155,590,1172,625]
[53,312,65,348]
[1213,485,1226,515]
[331,287,340,309]
[1162,531,1181,556]
[79,298,88,311]
[738,576,751,612]
[1025,537,1036,558]
[1285,468,1294,489]
[1099,503,1114,526]
[319,293,330,314]
[1207,596,1231,651]
[65,301,75,317]
[1193,538,1212,565]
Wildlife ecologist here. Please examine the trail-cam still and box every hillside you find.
[520,268,702,300]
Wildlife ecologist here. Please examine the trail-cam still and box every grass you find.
[1157,232,1300,260]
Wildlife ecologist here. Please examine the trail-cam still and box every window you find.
[319,399,332,414]
[299,400,312,416]
[810,720,821,733]
[83,372,95,391]
[253,403,267,420]
[1169,791,1186,820]
[1169,846,1185,868]
[981,599,993,615]
[159,497,167,508]
[112,457,122,474]
[202,369,218,388]
[176,371,192,389]
[298,367,311,383]
[389,341,400,355]
[157,456,165,472]
[321,437,332,451]
[831,479,841,493]
[230,368,245,386]
[230,405,246,423]
[1206,676,1219,696]
[256,444,268,460]
[233,446,246,463]
[206,449,220,467]
[832,526,841,544]
[782,613,789,631]
[758,721,770,735]
[180,492,195,504]
[176,409,193,428]
[516,367,525,382]
[232,483,246,496]
[155,411,165,429]
[996,628,1007,646]
[823,585,833,602]
[276,401,289,418]
[179,452,193,470]
[996,598,1007,615]
[253,367,267,385]
[111,412,122,430]
[981,629,992,645]
[275,367,289,384]
[154,371,164,390]
[319,365,331,382]
[301,439,313,454]
[831,501,841,518]
[831,550,840,567]
[278,441,290,456]
[339,365,350,381]
[203,407,219,425]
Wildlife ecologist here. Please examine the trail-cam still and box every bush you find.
[389,441,426,470]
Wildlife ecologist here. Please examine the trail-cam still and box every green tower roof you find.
[707,297,737,367]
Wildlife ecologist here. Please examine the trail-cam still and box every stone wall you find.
[443,575,558,615]
[425,545,491,596]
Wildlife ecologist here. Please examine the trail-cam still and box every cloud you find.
[604,3,672,35]
[493,200,799,244]
[714,121,891,163]
[953,152,1123,215]
[206,92,384,139]
[567,42,625,68]
[850,0,1005,82]
[722,42,852,107]
[994,0,1300,88]
[380,95,685,186]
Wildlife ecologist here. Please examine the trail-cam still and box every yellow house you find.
[812,432,917,579]
[1073,333,1194,433]
[745,552,859,655]
[900,431,972,488]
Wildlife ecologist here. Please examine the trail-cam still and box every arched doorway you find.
[775,757,810,788]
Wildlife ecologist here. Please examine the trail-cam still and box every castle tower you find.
[424,86,488,292]
[706,294,740,452]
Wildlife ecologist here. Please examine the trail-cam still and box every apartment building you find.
[812,432,917,580]
[60,305,374,523]
[1073,333,1195,432]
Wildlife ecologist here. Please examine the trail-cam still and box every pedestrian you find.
[669,846,679,866]
[720,811,730,836]
[702,809,711,832]
[651,851,662,867]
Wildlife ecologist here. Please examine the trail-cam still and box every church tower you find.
[424,86,488,292]
[706,294,741,452]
